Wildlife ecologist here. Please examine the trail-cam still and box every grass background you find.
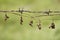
[0,0,60,40]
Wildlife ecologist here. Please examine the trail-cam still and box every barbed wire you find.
[0,8,60,14]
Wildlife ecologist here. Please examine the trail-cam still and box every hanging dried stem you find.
[37,20,41,30]
[49,22,55,29]
[5,13,9,21]
[29,20,33,27]
[20,16,23,25]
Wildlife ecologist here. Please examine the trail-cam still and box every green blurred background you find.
[0,0,60,40]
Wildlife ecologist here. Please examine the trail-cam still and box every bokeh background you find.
[0,0,60,40]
